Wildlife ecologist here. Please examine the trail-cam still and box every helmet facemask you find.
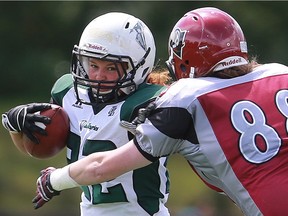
[71,46,137,105]
[165,48,178,81]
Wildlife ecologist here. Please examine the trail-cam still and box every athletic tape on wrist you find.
[50,165,80,191]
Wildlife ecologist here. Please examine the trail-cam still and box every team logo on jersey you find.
[169,28,187,59]
[72,100,83,109]
[80,120,99,131]
[108,105,117,116]
[131,22,147,51]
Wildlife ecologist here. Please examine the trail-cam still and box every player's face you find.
[87,58,125,93]
[88,58,124,81]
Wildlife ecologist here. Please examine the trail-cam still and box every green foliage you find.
[1,1,288,98]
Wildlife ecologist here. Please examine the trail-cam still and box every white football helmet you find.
[71,12,156,105]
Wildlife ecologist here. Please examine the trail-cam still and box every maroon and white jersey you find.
[134,63,288,216]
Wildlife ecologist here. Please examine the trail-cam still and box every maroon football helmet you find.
[166,7,249,79]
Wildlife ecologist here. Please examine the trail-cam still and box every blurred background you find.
[1,1,288,215]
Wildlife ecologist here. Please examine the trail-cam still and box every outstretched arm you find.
[70,140,151,184]
[33,140,152,209]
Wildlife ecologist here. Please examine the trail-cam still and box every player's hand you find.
[32,167,61,209]
[1,103,52,143]
[120,102,156,135]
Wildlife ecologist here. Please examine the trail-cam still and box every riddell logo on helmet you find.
[84,43,108,53]
[214,56,248,71]
[220,57,243,67]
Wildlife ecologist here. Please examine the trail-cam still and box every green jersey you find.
[51,74,170,216]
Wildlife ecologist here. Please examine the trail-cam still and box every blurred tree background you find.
[1,1,288,216]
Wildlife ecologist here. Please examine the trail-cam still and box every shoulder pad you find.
[120,84,167,121]
[51,74,74,106]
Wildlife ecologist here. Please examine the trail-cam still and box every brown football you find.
[22,104,70,159]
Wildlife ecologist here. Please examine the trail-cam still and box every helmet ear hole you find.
[180,64,186,72]
[192,16,198,21]
[142,67,149,78]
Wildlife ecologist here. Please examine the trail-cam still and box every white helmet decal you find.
[131,22,147,51]
[169,28,187,59]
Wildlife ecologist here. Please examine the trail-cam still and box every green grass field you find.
[0,99,242,216]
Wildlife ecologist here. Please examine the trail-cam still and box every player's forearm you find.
[69,151,116,185]
[68,140,152,185]
[50,151,120,190]
[49,140,152,191]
